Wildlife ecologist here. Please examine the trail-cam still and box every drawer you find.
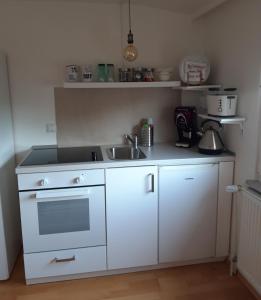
[18,169,105,190]
[24,246,106,279]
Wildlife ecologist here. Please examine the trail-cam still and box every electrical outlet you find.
[46,123,56,133]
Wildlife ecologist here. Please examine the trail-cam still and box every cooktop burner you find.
[21,146,103,166]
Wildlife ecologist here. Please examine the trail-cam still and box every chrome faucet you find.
[125,134,138,150]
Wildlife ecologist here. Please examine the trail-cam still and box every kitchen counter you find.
[16,143,235,174]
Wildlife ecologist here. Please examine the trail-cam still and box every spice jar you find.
[144,68,154,82]
[119,68,131,82]
[133,67,143,82]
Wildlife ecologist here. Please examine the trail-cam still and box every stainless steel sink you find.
[107,146,146,160]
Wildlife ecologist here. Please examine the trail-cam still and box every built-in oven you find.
[19,186,106,254]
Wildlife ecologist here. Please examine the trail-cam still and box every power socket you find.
[46,123,56,133]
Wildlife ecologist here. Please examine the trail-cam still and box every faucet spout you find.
[125,134,138,150]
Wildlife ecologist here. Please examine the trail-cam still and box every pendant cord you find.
[119,2,125,66]
[128,0,131,32]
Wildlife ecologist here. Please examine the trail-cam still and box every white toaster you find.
[207,94,238,117]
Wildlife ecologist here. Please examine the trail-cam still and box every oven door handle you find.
[35,190,90,200]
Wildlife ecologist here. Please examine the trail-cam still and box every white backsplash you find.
[55,88,180,147]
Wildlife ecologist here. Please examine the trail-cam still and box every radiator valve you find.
[226,185,241,193]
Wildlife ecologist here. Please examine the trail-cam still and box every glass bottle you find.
[140,118,154,147]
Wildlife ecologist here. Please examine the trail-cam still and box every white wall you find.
[0,53,20,279]
[0,0,200,160]
[196,0,261,184]
[55,88,180,147]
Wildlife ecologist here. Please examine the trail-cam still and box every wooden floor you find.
[0,256,257,300]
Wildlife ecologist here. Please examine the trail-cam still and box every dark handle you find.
[201,119,223,129]
[224,88,237,92]
[53,256,75,263]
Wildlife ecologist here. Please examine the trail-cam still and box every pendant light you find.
[123,0,138,62]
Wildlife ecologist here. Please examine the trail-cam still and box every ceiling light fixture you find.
[123,0,138,62]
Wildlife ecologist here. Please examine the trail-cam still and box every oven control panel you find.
[18,169,105,191]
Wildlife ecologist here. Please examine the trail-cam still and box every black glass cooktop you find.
[21,146,103,166]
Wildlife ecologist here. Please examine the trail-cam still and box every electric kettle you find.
[198,120,225,155]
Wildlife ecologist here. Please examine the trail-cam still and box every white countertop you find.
[16,143,235,174]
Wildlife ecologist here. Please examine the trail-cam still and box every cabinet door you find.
[106,166,158,270]
[159,164,218,263]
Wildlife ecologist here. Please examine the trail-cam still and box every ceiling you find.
[97,0,227,17]
[29,0,228,19]
[134,0,228,18]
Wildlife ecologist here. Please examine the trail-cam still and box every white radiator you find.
[237,188,261,295]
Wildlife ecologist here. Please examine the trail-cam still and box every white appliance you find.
[19,185,106,253]
[207,94,238,117]
[17,168,106,284]
[0,52,21,280]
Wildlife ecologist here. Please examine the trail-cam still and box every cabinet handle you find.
[185,177,195,180]
[53,256,75,263]
[148,173,155,193]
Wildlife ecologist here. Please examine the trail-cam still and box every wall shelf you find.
[63,81,182,89]
[173,84,221,91]
[198,114,246,132]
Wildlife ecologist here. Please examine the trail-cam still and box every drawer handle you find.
[184,177,195,180]
[53,256,76,263]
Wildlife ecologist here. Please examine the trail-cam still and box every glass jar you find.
[119,68,131,82]
[144,68,154,82]
[133,67,143,82]
[118,68,122,82]
[65,65,80,82]
[97,64,107,82]
[82,65,93,82]
[107,64,115,82]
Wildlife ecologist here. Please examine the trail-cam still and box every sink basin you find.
[107,146,146,160]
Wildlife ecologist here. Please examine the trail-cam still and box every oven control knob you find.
[74,176,84,184]
[39,178,49,186]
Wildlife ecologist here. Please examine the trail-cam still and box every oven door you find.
[19,186,105,253]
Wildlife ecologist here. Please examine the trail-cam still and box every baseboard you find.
[26,256,226,285]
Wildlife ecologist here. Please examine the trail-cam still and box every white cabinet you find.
[159,164,218,263]
[106,166,158,270]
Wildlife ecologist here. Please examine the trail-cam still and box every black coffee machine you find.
[175,106,198,148]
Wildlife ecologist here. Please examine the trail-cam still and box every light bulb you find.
[124,44,138,62]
